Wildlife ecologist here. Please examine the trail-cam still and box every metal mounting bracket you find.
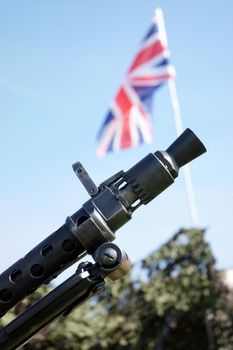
[72,162,98,196]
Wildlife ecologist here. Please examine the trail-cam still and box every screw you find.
[99,247,118,266]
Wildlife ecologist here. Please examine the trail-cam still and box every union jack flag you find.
[97,9,175,157]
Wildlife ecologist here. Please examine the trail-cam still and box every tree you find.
[1,229,233,349]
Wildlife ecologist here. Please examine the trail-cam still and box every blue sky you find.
[0,1,233,280]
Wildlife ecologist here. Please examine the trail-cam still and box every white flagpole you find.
[155,8,199,226]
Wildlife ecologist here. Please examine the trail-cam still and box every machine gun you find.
[0,128,206,349]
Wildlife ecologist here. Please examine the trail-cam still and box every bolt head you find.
[100,247,118,266]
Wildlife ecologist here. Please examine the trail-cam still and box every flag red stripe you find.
[131,73,175,83]
[128,40,165,73]
[115,87,133,148]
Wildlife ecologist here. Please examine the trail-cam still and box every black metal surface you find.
[0,221,85,316]
[0,242,129,350]
[123,153,174,205]
[72,162,98,196]
[166,128,207,169]
[0,264,104,350]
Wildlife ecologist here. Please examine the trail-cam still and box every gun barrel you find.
[0,128,206,317]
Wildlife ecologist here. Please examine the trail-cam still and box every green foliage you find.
[142,229,217,313]
[1,229,233,349]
